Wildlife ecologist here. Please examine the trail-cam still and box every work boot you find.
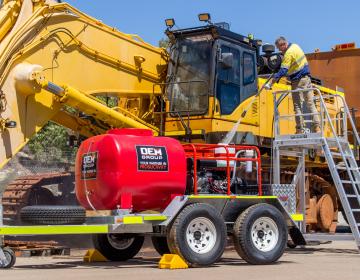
[296,128,304,134]
[313,126,321,133]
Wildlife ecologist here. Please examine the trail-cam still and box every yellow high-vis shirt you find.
[274,43,310,81]
[282,43,308,74]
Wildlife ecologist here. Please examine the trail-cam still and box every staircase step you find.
[341,180,360,184]
[331,152,353,157]
[337,166,360,171]
[327,138,350,144]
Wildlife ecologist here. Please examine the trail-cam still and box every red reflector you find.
[334,42,356,51]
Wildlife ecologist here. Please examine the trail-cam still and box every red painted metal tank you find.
[75,128,187,211]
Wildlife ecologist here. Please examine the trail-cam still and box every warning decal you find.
[136,145,169,172]
[81,152,98,180]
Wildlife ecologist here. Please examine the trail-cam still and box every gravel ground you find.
[0,241,359,280]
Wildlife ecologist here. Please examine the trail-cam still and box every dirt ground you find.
[1,241,359,280]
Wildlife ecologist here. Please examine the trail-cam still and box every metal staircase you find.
[272,87,360,250]
[323,139,360,248]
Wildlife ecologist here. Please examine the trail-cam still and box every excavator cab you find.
[163,25,262,142]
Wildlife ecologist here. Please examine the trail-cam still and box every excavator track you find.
[1,172,74,224]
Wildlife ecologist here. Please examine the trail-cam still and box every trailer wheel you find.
[0,248,16,269]
[233,203,287,265]
[151,236,170,256]
[93,234,144,261]
[167,203,226,267]
[287,240,297,249]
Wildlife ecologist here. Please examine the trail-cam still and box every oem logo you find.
[83,153,96,165]
[81,152,98,179]
[82,152,98,170]
[136,145,168,172]
[140,147,162,156]
[139,147,164,160]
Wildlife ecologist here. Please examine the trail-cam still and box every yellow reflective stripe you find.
[291,214,304,221]
[235,196,277,199]
[143,215,167,221]
[288,55,307,74]
[283,43,308,75]
[123,216,143,224]
[280,49,292,69]
[0,225,108,235]
[188,195,277,199]
[295,55,306,65]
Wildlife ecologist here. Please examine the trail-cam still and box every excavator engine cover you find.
[75,129,187,211]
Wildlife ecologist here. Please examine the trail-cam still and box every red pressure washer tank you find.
[75,128,187,211]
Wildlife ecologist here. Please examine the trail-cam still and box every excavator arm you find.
[0,0,168,169]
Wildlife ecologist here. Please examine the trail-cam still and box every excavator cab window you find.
[167,34,213,116]
[216,45,241,115]
[216,41,257,115]
[243,51,256,85]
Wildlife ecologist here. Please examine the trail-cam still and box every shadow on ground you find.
[285,247,359,255]
[13,256,297,270]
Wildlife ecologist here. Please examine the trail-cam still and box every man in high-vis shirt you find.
[266,36,320,133]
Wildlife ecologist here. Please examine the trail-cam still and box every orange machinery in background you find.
[307,43,360,125]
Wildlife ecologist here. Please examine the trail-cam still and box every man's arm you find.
[265,52,292,89]
[273,67,288,82]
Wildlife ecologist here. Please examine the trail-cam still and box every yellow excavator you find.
[0,0,348,233]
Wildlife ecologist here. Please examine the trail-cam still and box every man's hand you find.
[264,80,273,90]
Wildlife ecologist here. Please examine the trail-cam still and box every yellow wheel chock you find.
[83,249,108,262]
[159,254,188,269]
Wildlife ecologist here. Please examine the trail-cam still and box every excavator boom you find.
[0,0,167,169]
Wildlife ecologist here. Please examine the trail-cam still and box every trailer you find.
[0,141,304,268]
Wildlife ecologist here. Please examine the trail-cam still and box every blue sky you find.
[66,0,359,53]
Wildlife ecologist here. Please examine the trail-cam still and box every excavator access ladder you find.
[272,87,360,250]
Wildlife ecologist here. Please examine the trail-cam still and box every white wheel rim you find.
[0,251,12,267]
[186,217,217,254]
[107,234,135,250]
[251,217,279,252]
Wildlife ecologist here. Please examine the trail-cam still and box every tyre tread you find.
[151,236,170,256]
[20,205,85,225]
[233,203,287,265]
[93,234,144,261]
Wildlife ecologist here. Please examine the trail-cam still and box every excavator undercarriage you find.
[1,172,76,224]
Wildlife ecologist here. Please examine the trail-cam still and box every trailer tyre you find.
[20,205,86,225]
[167,203,227,267]
[287,240,297,249]
[151,236,170,256]
[233,203,287,265]
[93,234,144,261]
[0,248,16,269]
